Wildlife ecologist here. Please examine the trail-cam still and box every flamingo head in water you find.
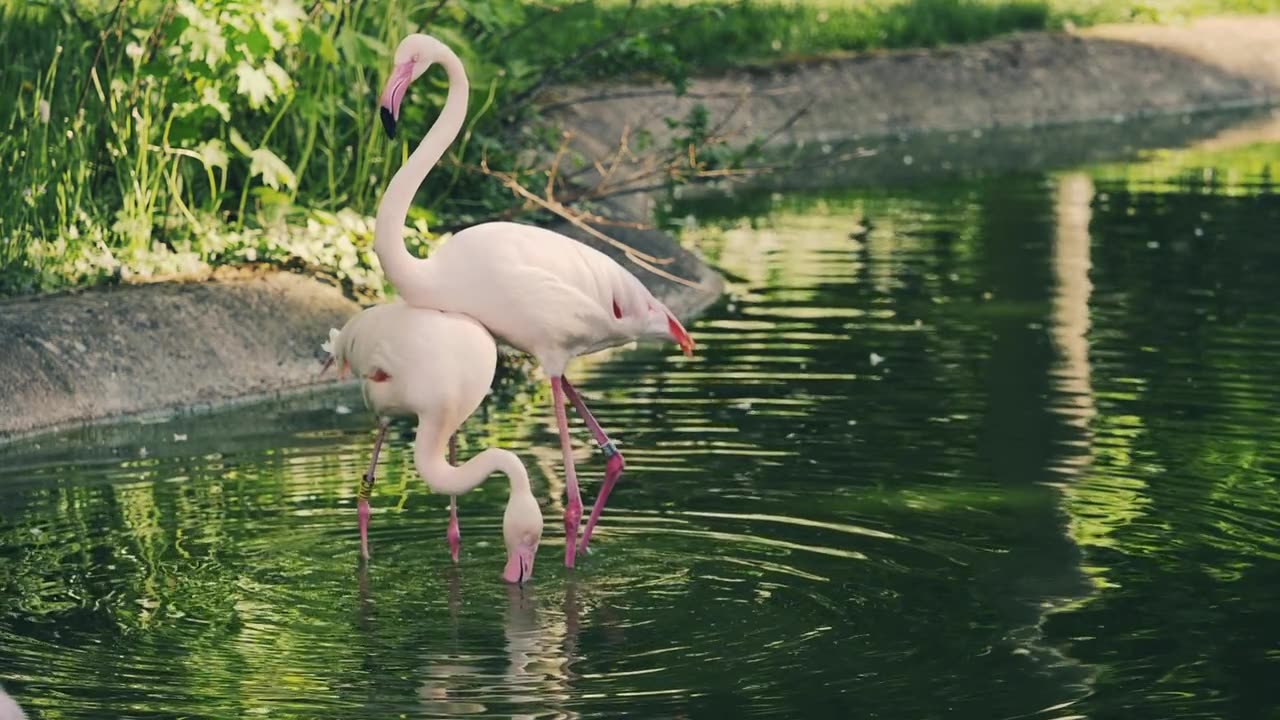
[502,488,543,584]
[379,34,448,139]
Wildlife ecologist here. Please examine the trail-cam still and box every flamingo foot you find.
[564,499,583,569]
[447,507,461,564]
[579,451,624,555]
[358,498,371,560]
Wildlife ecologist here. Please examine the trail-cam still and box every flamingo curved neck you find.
[374,49,470,301]
[413,416,531,498]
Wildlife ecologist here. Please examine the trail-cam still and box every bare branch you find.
[474,161,707,291]
[545,131,573,201]
[478,158,674,266]
[755,95,817,150]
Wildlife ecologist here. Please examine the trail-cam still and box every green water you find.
[3,116,1280,719]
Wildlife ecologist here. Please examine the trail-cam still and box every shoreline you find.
[544,17,1280,225]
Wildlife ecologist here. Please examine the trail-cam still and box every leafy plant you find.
[4,0,1279,296]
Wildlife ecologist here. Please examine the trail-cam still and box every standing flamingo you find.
[373,34,696,569]
[324,301,543,582]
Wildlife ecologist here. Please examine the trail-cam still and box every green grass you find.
[531,0,1280,76]
[2,0,1279,297]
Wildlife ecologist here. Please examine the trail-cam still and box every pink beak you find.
[667,313,696,357]
[502,544,537,584]
[379,61,415,138]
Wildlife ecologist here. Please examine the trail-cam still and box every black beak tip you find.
[380,106,397,139]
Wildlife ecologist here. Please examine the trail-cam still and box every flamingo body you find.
[332,301,495,427]
[395,221,692,375]
[327,301,542,581]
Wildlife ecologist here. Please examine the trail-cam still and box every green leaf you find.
[243,28,272,58]
[506,59,536,82]
[195,139,229,170]
[176,0,227,67]
[176,83,231,122]
[355,34,390,61]
[317,33,338,64]
[201,85,231,122]
[228,128,253,157]
[251,186,291,202]
[301,26,322,55]
[234,62,275,109]
[249,147,296,190]
[263,60,293,95]
[262,2,306,47]
[334,28,360,64]
[172,100,201,119]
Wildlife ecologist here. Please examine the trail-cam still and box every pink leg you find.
[447,496,461,564]
[446,434,461,562]
[359,419,391,560]
[561,377,625,555]
[551,376,583,569]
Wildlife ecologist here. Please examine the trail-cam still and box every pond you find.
[2,111,1279,719]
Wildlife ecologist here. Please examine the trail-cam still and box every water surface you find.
[2,113,1279,719]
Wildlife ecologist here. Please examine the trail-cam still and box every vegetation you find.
[2,0,1278,296]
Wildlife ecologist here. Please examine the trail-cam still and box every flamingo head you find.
[380,33,447,138]
[635,301,696,357]
[616,283,696,357]
[501,489,543,584]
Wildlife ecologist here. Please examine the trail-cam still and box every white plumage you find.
[376,34,696,569]
[326,301,542,582]
[395,222,690,375]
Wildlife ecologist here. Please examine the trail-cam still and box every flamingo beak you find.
[379,61,415,139]
[320,355,335,374]
[502,543,537,584]
[668,314,696,357]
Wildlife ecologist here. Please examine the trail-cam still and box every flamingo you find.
[324,301,543,582]
[0,685,24,720]
[373,34,696,569]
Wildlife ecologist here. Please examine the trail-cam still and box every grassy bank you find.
[2,0,1277,297]
[562,0,1280,72]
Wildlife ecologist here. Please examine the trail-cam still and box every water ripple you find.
[3,143,1280,718]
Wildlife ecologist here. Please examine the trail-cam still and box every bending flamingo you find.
[324,301,543,582]
[374,34,695,568]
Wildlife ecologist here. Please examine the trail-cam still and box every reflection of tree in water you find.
[675,178,1097,716]
[0,451,373,715]
[1045,174,1280,720]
